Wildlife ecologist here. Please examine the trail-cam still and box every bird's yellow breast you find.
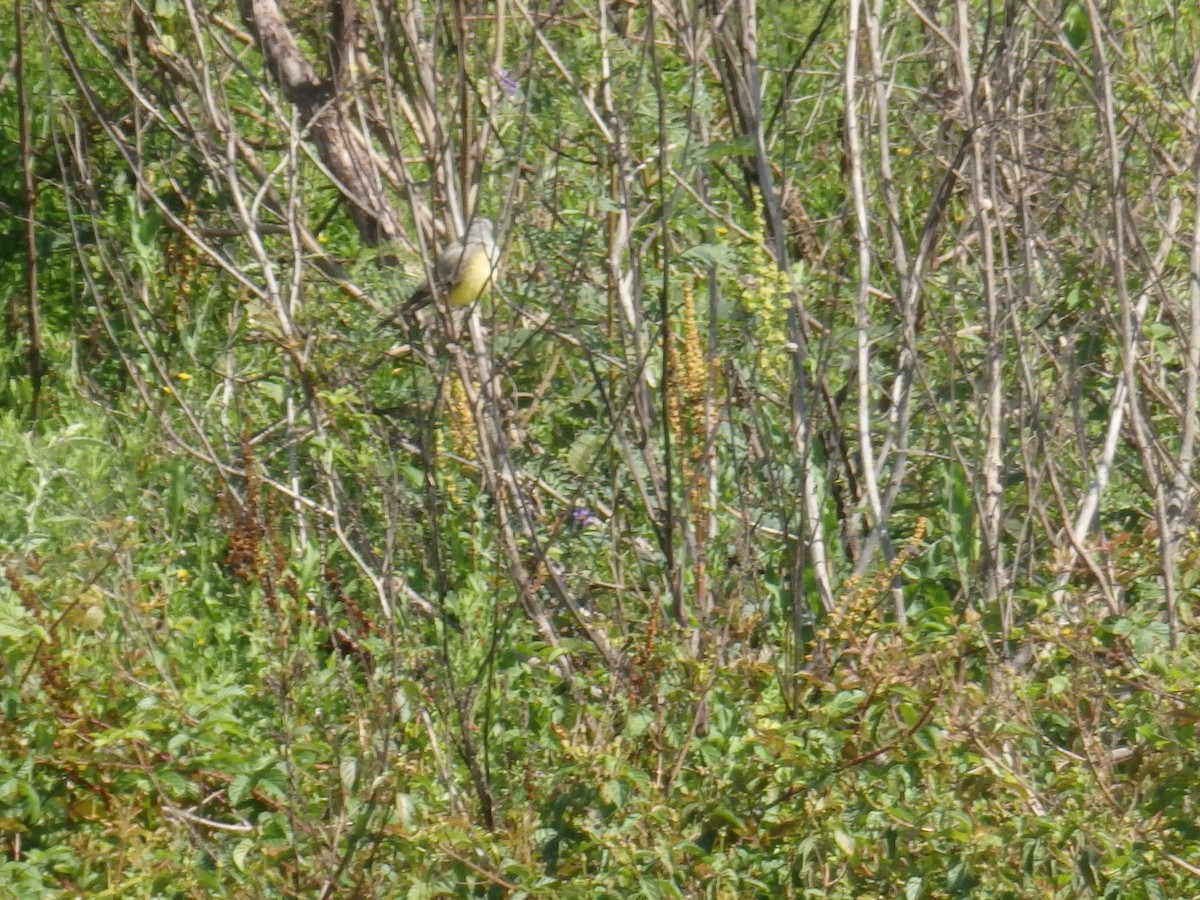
[446,246,496,307]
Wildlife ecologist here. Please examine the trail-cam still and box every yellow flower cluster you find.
[665,279,717,595]
[737,207,795,385]
[815,516,928,652]
[445,373,475,462]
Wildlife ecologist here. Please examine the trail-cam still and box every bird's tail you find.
[403,283,435,313]
[376,284,435,333]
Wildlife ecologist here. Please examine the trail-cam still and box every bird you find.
[405,218,498,313]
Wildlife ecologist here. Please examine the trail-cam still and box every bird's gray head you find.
[463,218,494,245]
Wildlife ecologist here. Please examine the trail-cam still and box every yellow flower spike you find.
[446,373,476,461]
[738,197,793,386]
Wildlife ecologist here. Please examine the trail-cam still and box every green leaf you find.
[340,757,358,794]
[682,243,738,269]
[232,839,253,872]
[228,775,253,806]
[833,829,855,857]
[624,709,655,739]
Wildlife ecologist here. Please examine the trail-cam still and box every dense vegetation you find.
[2,0,1199,896]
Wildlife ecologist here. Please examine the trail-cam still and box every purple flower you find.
[571,507,602,528]
[497,69,519,97]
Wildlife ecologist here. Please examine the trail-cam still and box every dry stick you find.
[596,0,676,615]
[48,115,240,514]
[1004,28,1057,632]
[220,77,325,558]
[208,58,319,563]
[233,0,464,622]
[1075,1,1175,641]
[14,0,41,421]
[451,0,474,216]
[512,0,612,142]
[433,5,513,825]
[283,110,311,547]
[647,23,675,629]
[357,5,454,287]
[148,2,381,310]
[161,805,254,833]
[646,0,689,627]
[1049,12,1161,612]
[58,57,432,624]
[115,75,429,621]
[1168,62,1200,557]
[864,0,932,625]
[459,314,633,683]
[679,3,721,628]
[990,102,1030,641]
[887,0,1011,616]
[441,10,582,657]
[238,0,403,244]
[715,0,835,613]
[244,144,423,619]
[845,0,886,568]
[865,0,910,295]
[47,6,267,301]
[380,1,584,651]
[856,134,970,575]
[954,0,1006,608]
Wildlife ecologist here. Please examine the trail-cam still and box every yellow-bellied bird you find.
[406,218,498,312]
